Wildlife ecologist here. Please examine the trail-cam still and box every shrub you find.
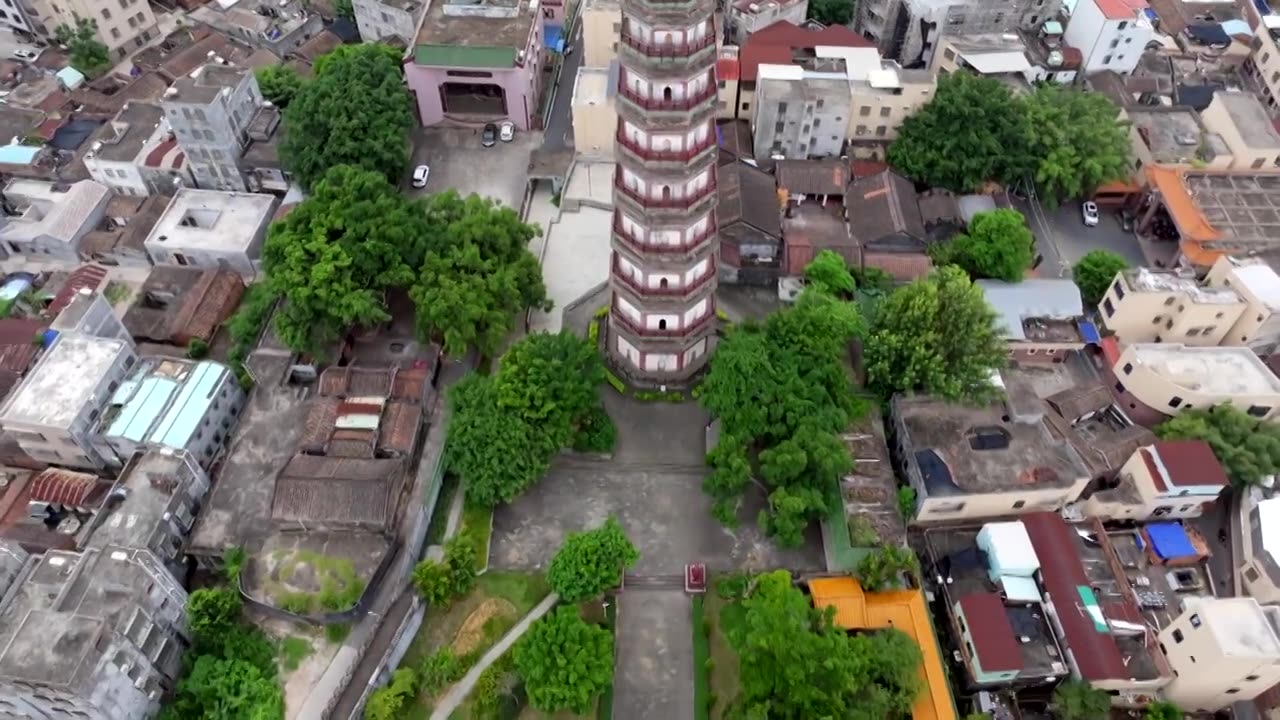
[188,587,242,640]
[604,371,626,394]
[186,338,210,359]
[896,486,916,522]
[365,667,418,720]
[325,623,351,644]
[419,648,467,695]
[588,319,600,344]
[849,515,880,547]
[547,517,639,602]
[411,535,478,606]
[593,305,609,319]
[223,546,247,583]
[573,405,616,453]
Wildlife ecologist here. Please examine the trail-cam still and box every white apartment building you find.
[144,189,277,279]
[24,0,158,60]
[726,0,808,45]
[162,64,265,192]
[353,0,423,43]
[1247,17,1280,112]
[0,178,111,262]
[1157,598,1280,712]
[1204,256,1280,353]
[85,103,192,197]
[1061,0,1153,75]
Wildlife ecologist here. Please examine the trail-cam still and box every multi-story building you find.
[0,179,111,262]
[191,0,323,57]
[726,0,808,45]
[736,22,873,121]
[1197,91,1280,170]
[404,0,545,130]
[752,57,856,162]
[855,0,1050,66]
[1157,598,1280,712]
[977,278,1090,364]
[847,61,933,159]
[1246,16,1280,112]
[162,64,265,192]
[608,0,720,383]
[572,66,616,159]
[717,48,740,120]
[582,0,621,67]
[143,188,277,279]
[1243,496,1280,605]
[353,0,424,44]
[23,0,158,60]
[1204,255,1280,353]
[50,289,133,344]
[84,102,193,197]
[1061,0,1153,75]
[1082,440,1229,521]
[1098,267,1245,346]
[1112,343,1280,422]
[0,0,38,35]
[0,546,188,720]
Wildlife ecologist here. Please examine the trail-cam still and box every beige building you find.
[1242,496,1280,605]
[1123,107,1232,178]
[1204,255,1280,354]
[1157,598,1280,713]
[26,0,159,60]
[1098,267,1245,346]
[1246,18,1280,113]
[1081,440,1229,521]
[847,62,934,159]
[1113,343,1280,421]
[582,0,621,68]
[1198,91,1280,170]
[571,66,615,159]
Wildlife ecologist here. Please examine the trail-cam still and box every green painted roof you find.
[414,44,516,68]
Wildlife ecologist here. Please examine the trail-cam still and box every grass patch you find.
[325,623,351,644]
[263,549,365,614]
[692,595,710,720]
[427,472,461,546]
[279,635,313,672]
[103,281,132,305]
[460,503,494,568]
[706,590,744,720]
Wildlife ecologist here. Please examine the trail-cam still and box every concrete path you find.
[429,592,561,720]
[613,589,694,720]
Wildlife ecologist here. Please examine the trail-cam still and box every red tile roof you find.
[0,318,44,374]
[739,21,873,82]
[957,592,1023,673]
[45,265,107,315]
[1021,512,1131,682]
[1150,440,1229,488]
[143,135,185,169]
[1095,0,1148,20]
[28,468,109,508]
[717,55,741,82]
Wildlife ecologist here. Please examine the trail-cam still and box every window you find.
[1115,381,1125,393]
[1152,316,1162,325]
[101,7,110,18]
[860,106,871,116]
[875,125,886,136]
[741,103,750,111]
[880,106,890,117]
[777,101,788,114]
[1114,280,1126,299]
[1123,362,1133,374]
[1190,613,1201,628]
[1012,500,1025,509]
[1227,689,1241,695]
[1118,20,1127,28]
[1186,328,1201,337]
[1109,38,1119,48]
[1166,319,1173,329]
[1169,396,1183,408]
[1173,629,1184,643]
[1247,566,1261,582]
[1164,296,1175,305]
[1104,298,1115,316]
[1255,158,1268,169]
[774,121,784,133]
[1248,675,1261,681]
[1248,405,1272,417]
[1204,325,1216,334]
[1103,54,1113,64]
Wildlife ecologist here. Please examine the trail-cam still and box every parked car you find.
[411,165,430,188]
[1082,201,1100,227]
[11,48,38,61]
[482,123,498,147]
[499,121,514,142]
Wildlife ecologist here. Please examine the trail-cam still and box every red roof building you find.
[739,21,873,82]
[1143,440,1229,489]
[956,592,1024,674]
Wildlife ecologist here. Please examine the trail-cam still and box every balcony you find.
[614,130,717,169]
[614,174,717,211]
[613,218,716,256]
[620,31,716,58]
[613,259,717,300]
[616,82,717,116]
[611,306,717,338]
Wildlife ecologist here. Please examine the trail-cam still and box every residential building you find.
[1243,496,1280,605]
[0,179,111,262]
[1111,343,1280,422]
[1061,0,1153,75]
[1082,440,1229,521]
[191,0,323,57]
[889,393,1091,525]
[977,278,1090,364]
[84,103,192,197]
[718,160,782,284]
[353,0,423,44]
[96,357,246,468]
[752,54,858,162]
[1246,16,1280,112]
[122,267,247,348]
[1158,598,1280,712]
[931,31,1081,87]
[23,0,159,60]
[88,448,211,577]
[0,546,188,720]
[1139,166,1280,268]
[717,48,740,120]
[143,188,278,278]
[726,0,808,45]
[0,0,37,35]
[1197,91,1280,170]
[1097,267,1245,346]
[80,195,172,268]
[809,578,957,719]
[843,169,933,280]
[582,0,621,68]
[855,0,1051,67]
[1204,255,1280,353]
[1124,106,1231,173]
[50,289,131,344]
[404,0,545,130]
[607,0,719,384]
[162,64,265,192]
[572,65,616,159]
[0,332,137,471]
[847,62,934,159]
[1034,374,1156,484]
[0,466,114,552]
[736,22,873,122]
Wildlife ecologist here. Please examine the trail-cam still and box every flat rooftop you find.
[1148,167,1280,251]
[0,179,110,244]
[1126,343,1280,395]
[1122,267,1240,304]
[1222,258,1280,310]
[167,63,250,104]
[0,334,130,429]
[1128,107,1229,165]
[89,103,164,163]
[573,65,614,107]
[1190,597,1280,658]
[895,395,1089,495]
[415,0,537,64]
[840,415,906,548]
[88,450,198,551]
[1214,92,1280,151]
[1105,527,1214,631]
[146,189,276,252]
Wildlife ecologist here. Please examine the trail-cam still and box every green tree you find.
[1052,679,1111,720]
[261,165,426,353]
[1024,85,1131,204]
[547,517,639,601]
[855,545,919,591]
[704,433,753,526]
[1072,250,1129,307]
[334,0,355,19]
[254,65,305,108]
[864,266,1005,401]
[409,191,550,357]
[448,374,554,507]
[935,209,1034,282]
[1156,404,1280,487]
[888,72,1033,192]
[55,19,110,77]
[364,667,417,720]
[281,43,413,190]
[513,606,615,714]
[411,535,478,606]
[162,656,283,720]
[494,331,603,434]
[805,249,856,296]
[1144,701,1182,720]
[807,0,855,26]
[188,587,243,640]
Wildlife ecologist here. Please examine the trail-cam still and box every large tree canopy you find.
[1156,404,1280,487]
[864,265,1005,401]
[514,607,615,714]
[255,65,304,108]
[726,571,922,719]
[934,208,1034,282]
[547,517,639,602]
[281,43,414,190]
[1024,85,1132,204]
[1072,250,1129,307]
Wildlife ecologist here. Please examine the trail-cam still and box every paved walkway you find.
[613,588,694,720]
[429,592,560,720]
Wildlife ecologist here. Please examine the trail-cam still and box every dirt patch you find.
[451,597,517,656]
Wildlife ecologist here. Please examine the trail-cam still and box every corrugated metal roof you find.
[150,361,228,448]
[976,279,1084,341]
[107,376,179,441]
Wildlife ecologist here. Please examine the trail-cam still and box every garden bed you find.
[704,587,744,720]
[461,503,494,573]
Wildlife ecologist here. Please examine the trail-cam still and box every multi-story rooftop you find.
[1143,166,1280,267]
[1099,267,1245,347]
[1112,343,1280,423]
[143,189,277,278]
[190,0,324,57]
[0,179,111,261]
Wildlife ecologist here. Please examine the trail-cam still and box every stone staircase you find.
[621,573,687,591]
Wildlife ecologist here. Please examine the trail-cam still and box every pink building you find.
[403,0,545,130]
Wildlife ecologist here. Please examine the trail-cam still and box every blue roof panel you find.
[149,361,226,448]
[1147,522,1196,560]
[107,377,178,442]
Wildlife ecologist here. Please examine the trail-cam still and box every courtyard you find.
[406,127,540,210]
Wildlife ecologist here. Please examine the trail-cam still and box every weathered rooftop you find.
[0,333,131,430]
[145,188,276,252]
[167,63,251,104]
[122,266,246,346]
[1121,267,1240,304]
[87,449,203,553]
[1125,342,1280,396]
[1212,91,1280,151]
[88,103,165,163]
[414,0,537,67]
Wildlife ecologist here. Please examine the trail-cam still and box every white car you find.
[411,165,430,188]
[1082,201,1100,227]
[10,48,38,61]
[499,121,514,142]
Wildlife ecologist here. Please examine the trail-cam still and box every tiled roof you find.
[168,268,245,344]
[739,21,873,81]
[271,454,402,528]
[0,318,44,374]
[777,158,848,196]
[1095,0,1148,20]
[381,401,422,456]
[957,592,1023,673]
[846,170,926,245]
[28,468,109,508]
[319,366,395,398]
[391,366,429,402]
[44,265,108,316]
[862,251,932,281]
[1145,441,1229,489]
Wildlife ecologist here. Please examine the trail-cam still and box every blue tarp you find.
[1186,23,1231,46]
[1078,319,1101,345]
[1147,522,1196,560]
[545,25,565,53]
